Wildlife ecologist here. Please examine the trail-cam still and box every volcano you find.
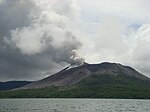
[20,62,150,89]
[1,62,150,98]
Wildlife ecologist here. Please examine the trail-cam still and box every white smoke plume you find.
[0,0,84,81]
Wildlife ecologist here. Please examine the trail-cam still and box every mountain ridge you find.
[19,62,150,89]
[0,62,150,99]
[0,81,32,91]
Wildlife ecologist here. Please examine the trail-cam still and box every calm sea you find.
[0,99,150,112]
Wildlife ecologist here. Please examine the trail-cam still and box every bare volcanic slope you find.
[20,62,150,89]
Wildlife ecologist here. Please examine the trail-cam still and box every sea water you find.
[0,99,150,112]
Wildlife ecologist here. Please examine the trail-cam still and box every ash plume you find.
[0,0,83,81]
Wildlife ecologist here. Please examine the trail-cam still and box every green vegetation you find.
[0,75,150,99]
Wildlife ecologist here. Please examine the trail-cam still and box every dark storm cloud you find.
[0,0,36,37]
[0,0,84,81]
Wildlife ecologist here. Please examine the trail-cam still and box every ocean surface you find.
[0,99,150,112]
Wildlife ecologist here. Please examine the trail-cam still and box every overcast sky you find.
[0,0,150,81]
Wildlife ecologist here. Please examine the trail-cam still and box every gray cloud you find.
[0,0,84,81]
[1,0,150,81]
[78,15,150,77]
[130,25,150,76]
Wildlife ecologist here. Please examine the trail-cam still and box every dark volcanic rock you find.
[20,62,150,89]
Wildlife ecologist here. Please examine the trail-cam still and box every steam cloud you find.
[0,0,84,81]
[1,0,150,81]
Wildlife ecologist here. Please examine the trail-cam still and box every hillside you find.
[0,62,150,98]
[0,81,32,91]
[20,62,150,89]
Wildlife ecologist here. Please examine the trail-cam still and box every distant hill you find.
[0,62,150,98]
[0,81,32,91]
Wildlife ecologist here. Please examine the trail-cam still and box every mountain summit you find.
[1,62,150,98]
[20,62,150,89]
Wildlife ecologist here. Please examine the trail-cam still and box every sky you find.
[0,0,150,81]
